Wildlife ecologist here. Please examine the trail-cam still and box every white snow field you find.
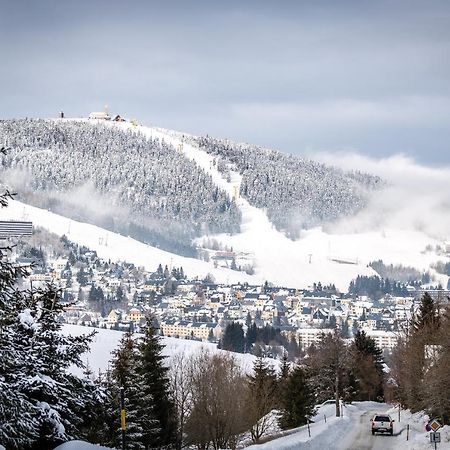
[62,324,277,377]
[54,442,112,450]
[1,117,448,291]
[0,198,257,286]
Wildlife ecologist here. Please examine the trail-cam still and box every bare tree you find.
[185,350,248,450]
[306,330,350,417]
[169,352,195,449]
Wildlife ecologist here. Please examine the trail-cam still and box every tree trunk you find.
[335,373,341,417]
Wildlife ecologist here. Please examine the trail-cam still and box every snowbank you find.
[54,441,112,450]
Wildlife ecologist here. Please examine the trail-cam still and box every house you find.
[126,307,145,323]
[296,306,312,324]
[89,111,111,120]
[161,320,218,341]
[113,115,126,122]
[107,309,121,326]
[30,269,53,283]
[296,327,333,350]
[365,330,397,350]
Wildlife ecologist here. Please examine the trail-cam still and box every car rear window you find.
[374,416,391,422]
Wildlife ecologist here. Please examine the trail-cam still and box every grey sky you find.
[1,0,450,164]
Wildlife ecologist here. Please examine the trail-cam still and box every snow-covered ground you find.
[62,324,277,377]
[0,199,257,286]
[54,442,112,450]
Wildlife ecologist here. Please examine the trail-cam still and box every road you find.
[338,406,407,450]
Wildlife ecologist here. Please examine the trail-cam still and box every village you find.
[12,230,449,358]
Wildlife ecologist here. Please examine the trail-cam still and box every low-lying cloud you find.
[312,152,450,240]
[1,169,130,227]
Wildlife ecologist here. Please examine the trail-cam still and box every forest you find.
[0,120,241,256]
[192,135,382,238]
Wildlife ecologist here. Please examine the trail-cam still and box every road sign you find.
[430,419,442,432]
[430,432,441,443]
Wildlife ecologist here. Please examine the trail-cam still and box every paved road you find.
[338,407,406,450]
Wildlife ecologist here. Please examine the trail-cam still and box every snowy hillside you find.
[192,135,382,236]
[0,118,448,290]
[0,119,240,256]
[103,120,448,291]
[0,198,256,285]
[62,324,276,377]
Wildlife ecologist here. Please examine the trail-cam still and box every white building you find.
[89,111,111,120]
[365,330,398,350]
[296,327,333,350]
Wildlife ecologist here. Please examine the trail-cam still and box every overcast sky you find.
[1,0,449,164]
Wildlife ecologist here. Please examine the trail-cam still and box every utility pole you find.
[120,386,126,450]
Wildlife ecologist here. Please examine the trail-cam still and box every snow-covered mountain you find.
[0,118,449,291]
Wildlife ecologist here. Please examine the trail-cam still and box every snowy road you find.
[339,407,401,450]
[247,402,449,450]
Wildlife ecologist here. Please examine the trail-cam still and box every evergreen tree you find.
[279,366,315,429]
[109,332,151,450]
[76,267,88,287]
[0,234,101,450]
[137,318,177,448]
[350,331,384,401]
[116,286,125,303]
[163,265,170,279]
[246,358,278,442]
[414,292,440,333]
[220,322,245,353]
[207,328,215,342]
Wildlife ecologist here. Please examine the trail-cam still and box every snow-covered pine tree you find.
[109,332,149,450]
[245,357,277,442]
[0,186,101,449]
[137,318,177,449]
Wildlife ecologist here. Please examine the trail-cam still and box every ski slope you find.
[103,120,447,291]
[0,198,258,286]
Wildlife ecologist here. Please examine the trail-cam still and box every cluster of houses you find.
[9,220,449,356]
[17,243,450,353]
